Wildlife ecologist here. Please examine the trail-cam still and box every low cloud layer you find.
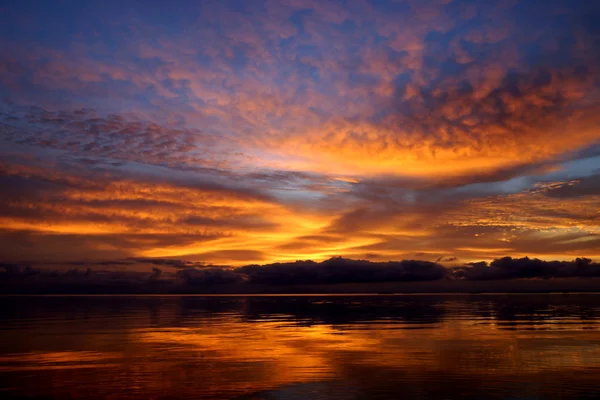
[453,257,600,280]
[1,256,600,294]
[238,258,447,285]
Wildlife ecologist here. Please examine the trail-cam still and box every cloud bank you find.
[2,256,600,294]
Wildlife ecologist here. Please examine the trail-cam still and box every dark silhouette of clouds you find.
[177,267,245,285]
[238,257,449,285]
[0,263,39,279]
[149,267,162,280]
[453,256,600,280]
[1,255,600,293]
[436,256,458,262]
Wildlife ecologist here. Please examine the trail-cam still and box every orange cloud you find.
[1,0,599,266]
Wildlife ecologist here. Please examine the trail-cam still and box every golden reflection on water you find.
[1,295,600,399]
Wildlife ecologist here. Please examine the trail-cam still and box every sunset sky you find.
[0,0,599,267]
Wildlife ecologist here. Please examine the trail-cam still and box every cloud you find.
[0,106,228,170]
[453,256,600,280]
[130,257,201,269]
[0,157,333,263]
[543,173,600,198]
[2,254,600,293]
[3,0,599,179]
[0,263,39,278]
[177,267,245,285]
[238,257,448,285]
[149,267,162,280]
[0,0,599,265]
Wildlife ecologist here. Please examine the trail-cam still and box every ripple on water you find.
[0,294,600,399]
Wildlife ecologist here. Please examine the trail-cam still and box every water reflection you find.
[1,294,600,399]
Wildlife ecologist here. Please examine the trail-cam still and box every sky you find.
[0,0,599,268]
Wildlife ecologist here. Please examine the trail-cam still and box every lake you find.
[1,294,600,399]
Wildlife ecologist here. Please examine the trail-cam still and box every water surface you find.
[1,294,600,399]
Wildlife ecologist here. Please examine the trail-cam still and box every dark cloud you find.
[0,263,39,279]
[543,174,600,198]
[0,263,95,280]
[436,256,458,263]
[2,255,600,293]
[238,257,448,285]
[177,267,245,285]
[149,267,162,280]
[130,257,200,269]
[453,256,600,280]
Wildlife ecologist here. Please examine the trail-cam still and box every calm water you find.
[1,295,600,399]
